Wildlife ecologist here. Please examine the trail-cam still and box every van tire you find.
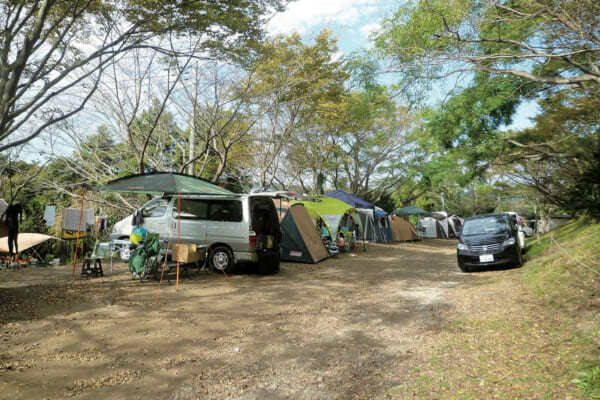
[119,245,131,263]
[210,246,235,274]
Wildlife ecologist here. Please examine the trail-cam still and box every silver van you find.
[109,194,281,274]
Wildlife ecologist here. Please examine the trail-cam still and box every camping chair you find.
[347,225,365,253]
[128,233,164,282]
[321,235,339,258]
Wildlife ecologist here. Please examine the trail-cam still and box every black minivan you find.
[457,213,523,272]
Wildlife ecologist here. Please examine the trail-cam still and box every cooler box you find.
[171,244,200,263]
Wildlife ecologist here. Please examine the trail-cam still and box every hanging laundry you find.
[62,208,95,240]
[84,209,95,227]
[44,206,56,227]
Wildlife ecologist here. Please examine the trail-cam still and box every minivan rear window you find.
[207,200,242,222]
[174,199,243,222]
[176,199,209,220]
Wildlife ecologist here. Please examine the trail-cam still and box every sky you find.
[267,0,390,55]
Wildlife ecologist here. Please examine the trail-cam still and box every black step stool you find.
[81,257,104,277]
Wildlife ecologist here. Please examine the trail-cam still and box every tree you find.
[0,0,285,153]
[375,1,600,214]
[246,30,348,189]
[170,61,265,183]
[375,0,600,86]
[500,85,600,215]
[337,92,417,200]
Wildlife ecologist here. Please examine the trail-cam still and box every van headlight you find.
[457,243,469,251]
[503,237,516,247]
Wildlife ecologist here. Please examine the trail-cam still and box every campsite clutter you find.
[1,173,465,286]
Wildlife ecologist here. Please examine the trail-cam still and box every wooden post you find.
[71,188,86,277]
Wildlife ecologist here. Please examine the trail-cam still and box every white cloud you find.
[359,21,380,38]
[268,0,377,36]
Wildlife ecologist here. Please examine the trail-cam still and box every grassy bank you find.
[398,217,600,399]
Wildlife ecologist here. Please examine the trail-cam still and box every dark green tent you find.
[280,204,328,263]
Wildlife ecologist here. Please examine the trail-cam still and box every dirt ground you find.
[1,240,463,400]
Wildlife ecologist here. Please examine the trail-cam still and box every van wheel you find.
[119,245,131,262]
[210,246,235,274]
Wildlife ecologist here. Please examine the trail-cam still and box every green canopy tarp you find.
[292,196,362,240]
[96,172,235,196]
[393,205,430,216]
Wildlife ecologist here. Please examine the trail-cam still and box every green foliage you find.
[376,0,471,67]
[375,0,600,215]
[252,30,347,107]
[426,74,530,177]
[572,366,600,398]
[504,85,600,215]
[124,0,285,53]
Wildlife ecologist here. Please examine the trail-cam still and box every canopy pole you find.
[71,188,86,277]
[176,191,181,291]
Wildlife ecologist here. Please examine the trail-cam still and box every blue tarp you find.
[323,190,375,210]
[374,206,389,221]
[324,189,390,221]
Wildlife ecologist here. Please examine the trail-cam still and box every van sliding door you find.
[171,199,208,244]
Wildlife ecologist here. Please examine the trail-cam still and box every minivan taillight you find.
[249,234,258,247]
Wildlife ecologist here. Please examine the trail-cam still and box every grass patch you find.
[398,216,600,399]
[572,365,600,399]
[525,216,600,304]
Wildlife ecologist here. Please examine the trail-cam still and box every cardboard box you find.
[171,244,200,263]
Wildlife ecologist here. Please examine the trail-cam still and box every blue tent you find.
[323,189,374,209]
[323,190,390,243]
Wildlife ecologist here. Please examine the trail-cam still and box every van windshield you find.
[462,216,511,236]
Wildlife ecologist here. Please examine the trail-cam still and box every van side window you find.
[207,200,242,222]
[175,199,209,220]
[141,198,169,218]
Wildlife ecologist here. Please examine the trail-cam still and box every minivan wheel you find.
[210,246,235,274]
[119,245,131,262]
